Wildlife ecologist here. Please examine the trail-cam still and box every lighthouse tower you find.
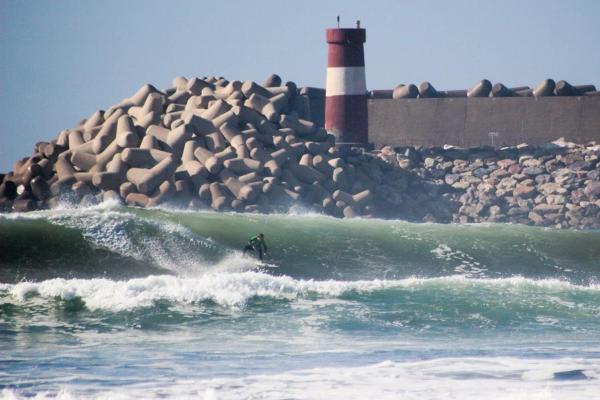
[325,20,368,145]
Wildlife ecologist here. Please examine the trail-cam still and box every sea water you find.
[1,203,599,399]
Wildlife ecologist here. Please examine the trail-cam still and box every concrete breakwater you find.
[0,73,598,229]
[374,140,600,229]
[0,74,380,218]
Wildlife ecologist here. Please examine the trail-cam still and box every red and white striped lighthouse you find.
[325,21,368,145]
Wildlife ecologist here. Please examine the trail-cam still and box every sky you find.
[1,0,599,171]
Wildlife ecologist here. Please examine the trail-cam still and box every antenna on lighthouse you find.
[337,15,340,28]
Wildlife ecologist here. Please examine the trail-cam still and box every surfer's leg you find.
[258,248,263,261]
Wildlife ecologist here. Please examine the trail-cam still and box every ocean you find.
[1,203,599,399]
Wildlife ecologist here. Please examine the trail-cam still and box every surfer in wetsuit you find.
[243,233,268,261]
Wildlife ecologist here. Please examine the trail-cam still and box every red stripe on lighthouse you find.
[325,27,368,144]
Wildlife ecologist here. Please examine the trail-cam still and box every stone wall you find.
[368,96,600,148]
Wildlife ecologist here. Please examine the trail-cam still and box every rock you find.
[513,184,537,198]
[522,166,544,176]
[528,211,544,224]
[584,182,600,198]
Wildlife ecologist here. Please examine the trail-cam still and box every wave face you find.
[2,204,600,283]
[1,205,600,399]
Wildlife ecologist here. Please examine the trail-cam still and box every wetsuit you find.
[243,236,268,261]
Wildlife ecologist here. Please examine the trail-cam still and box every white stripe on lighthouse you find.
[325,67,367,96]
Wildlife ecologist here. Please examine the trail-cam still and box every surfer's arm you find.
[262,241,268,253]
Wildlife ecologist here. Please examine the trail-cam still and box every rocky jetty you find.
[0,74,383,218]
[1,73,599,229]
[375,140,600,229]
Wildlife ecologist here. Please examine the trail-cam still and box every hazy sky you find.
[1,0,599,171]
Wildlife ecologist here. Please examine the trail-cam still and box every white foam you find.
[2,356,598,400]
[2,274,599,312]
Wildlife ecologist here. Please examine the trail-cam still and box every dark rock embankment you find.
[375,140,600,229]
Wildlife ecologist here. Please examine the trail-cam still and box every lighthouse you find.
[325,20,368,145]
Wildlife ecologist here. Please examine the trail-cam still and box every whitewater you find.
[1,203,600,399]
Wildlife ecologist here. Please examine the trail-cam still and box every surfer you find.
[243,233,268,261]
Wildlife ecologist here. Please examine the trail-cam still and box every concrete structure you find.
[325,22,368,145]
[368,95,600,147]
[302,87,600,147]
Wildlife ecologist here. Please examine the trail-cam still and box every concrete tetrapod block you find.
[270,148,289,165]
[393,84,418,99]
[138,135,157,150]
[173,76,188,91]
[83,110,105,130]
[71,151,97,172]
[287,162,325,184]
[232,105,263,127]
[95,139,122,171]
[299,154,313,167]
[128,84,159,107]
[73,172,94,184]
[126,192,151,207]
[467,79,492,97]
[116,115,139,148]
[235,144,249,159]
[166,123,194,157]
[30,176,51,201]
[204,131,227,153]
[223,177,259,202]
[312,154,334,176]
[249,146,271,163]
[198,183,211,202]
[136,156,177,194]
[241,80,273,99]
[92,108,124,154]
[169,90,190,105]
[165,103,185,114]
[182,112,216,135]
[554,80,580,96]
[12,199,36,212]
[145,126,168,147]
[147,180,174,207]
[418,82,439,98]
[332,167,351,191]
[211,109,239,128]
[186,77,213,95]
[119,181,136,199]
[223,158,264,174]
[194,146,222,175]
[43,144,66,161]
[121,148,171,167]
[214,147,237,165]
[264,159,281,177]
[269,92,290,114]
[262,73,282,87]
[126,168,149,193]
[54,157,75,181]
[214,80,242,99]
[37,159,54,180]
[343,206,359,218]
[239,172,260,183]
[533,79,556,97]
[279,115,315,136]
[201,99,231,120]
[332,189,355,206]
[352,189,373,207]
[92,172,123,191]
[68,130,85,149]
[209,182,230,210]
[491,83,514,97]
[136,111,161,129]
[220,122,245,148]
